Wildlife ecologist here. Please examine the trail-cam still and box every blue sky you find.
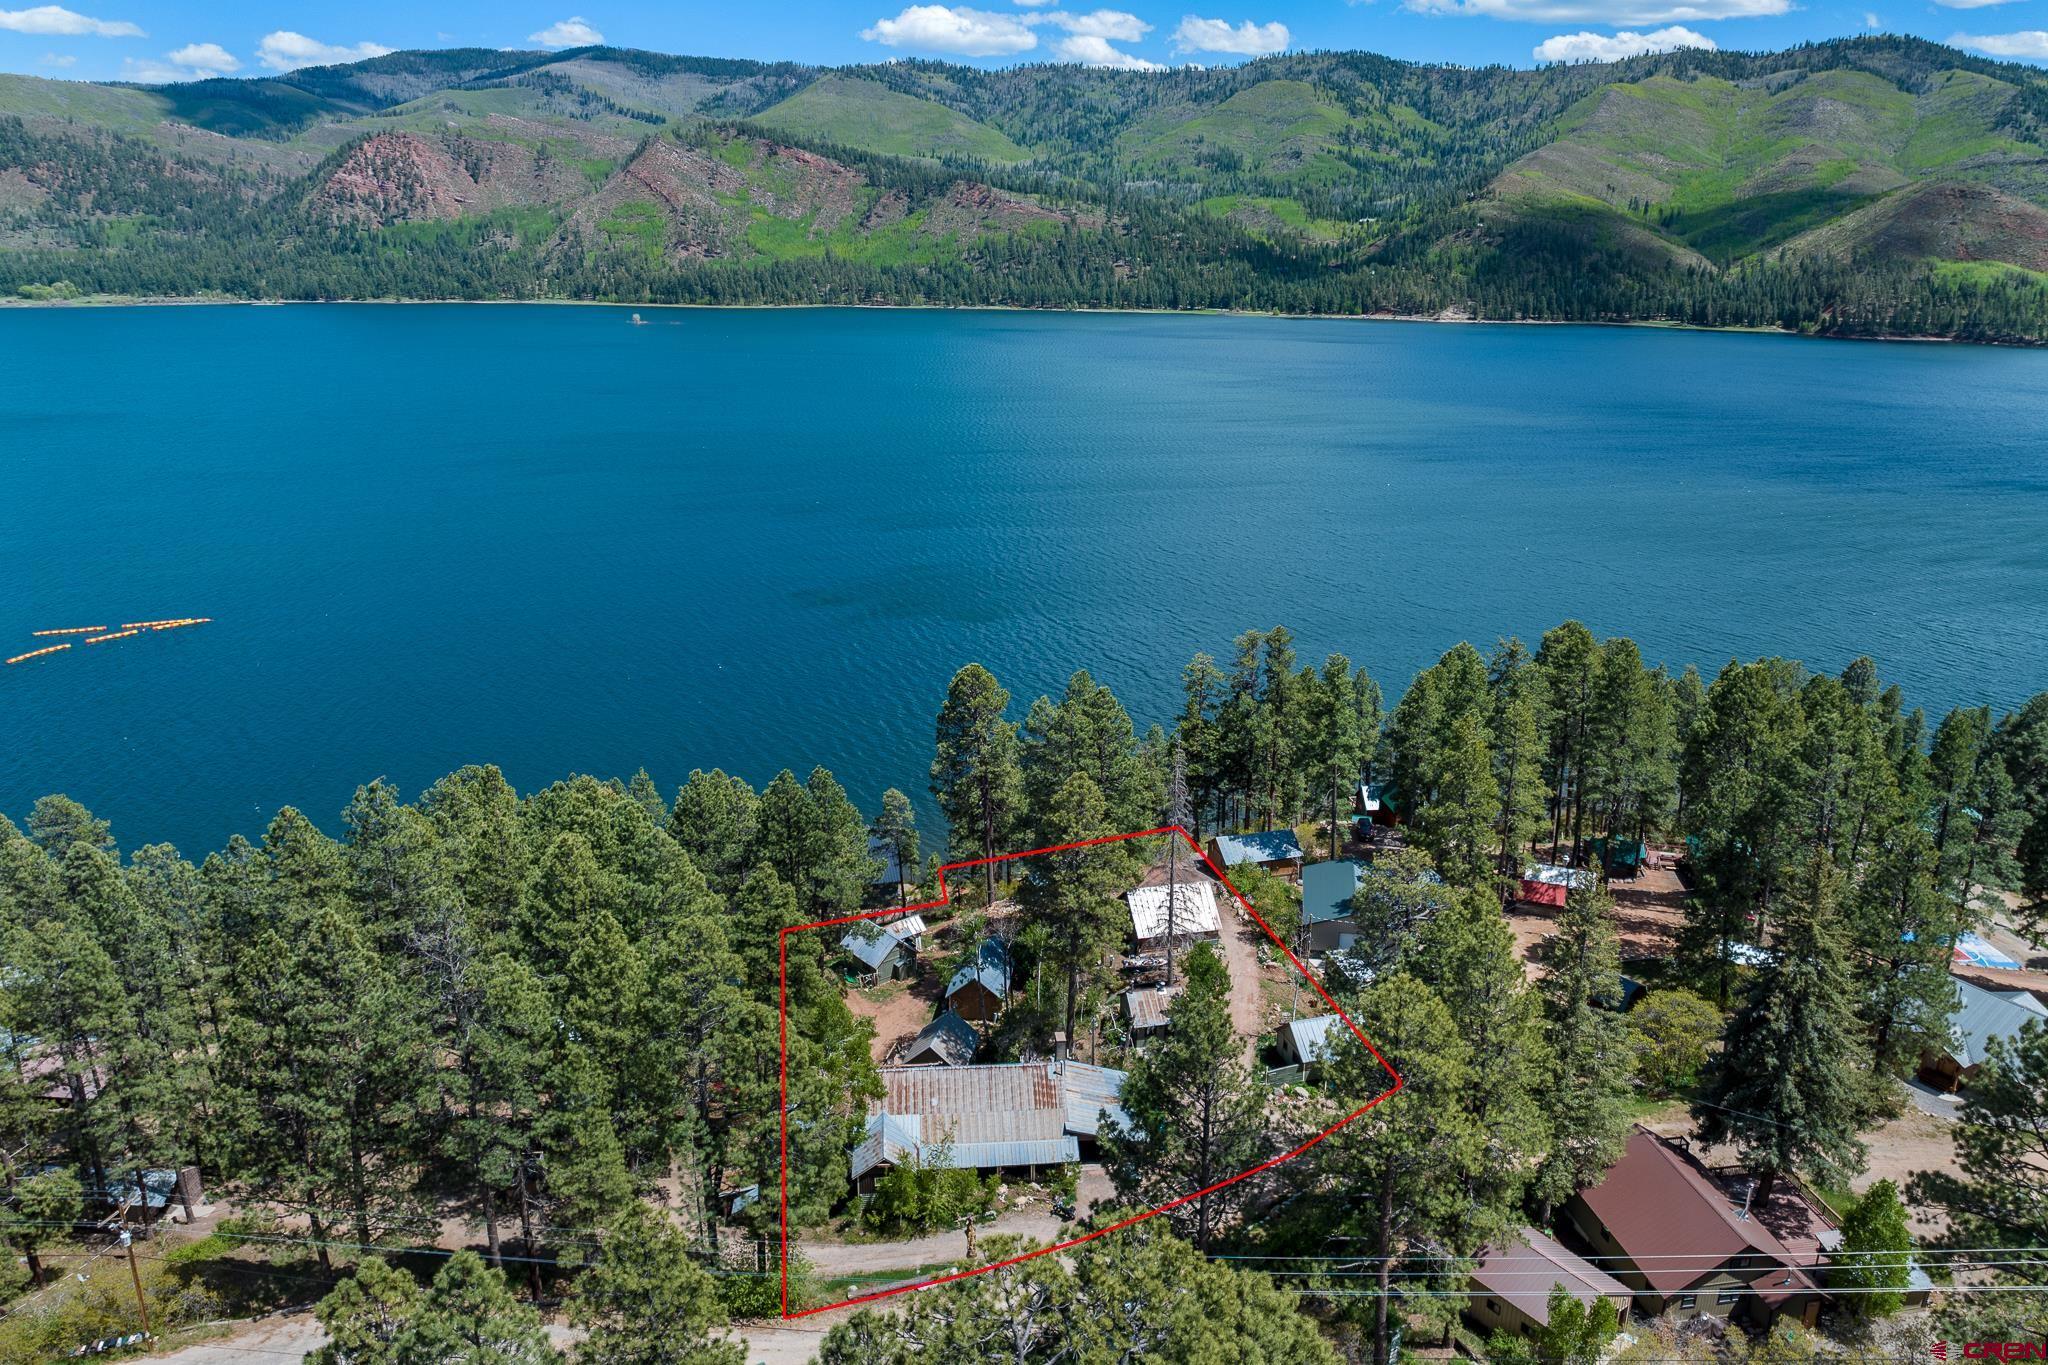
[3,0,2044,87]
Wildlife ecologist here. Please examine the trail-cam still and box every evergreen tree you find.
[1693,852,1867,1207]
[1100,943,1267,1250]
[0,1167,81,1287]
[869,788,919,907]
[394,1251,562,1365]
[930,664,1024,901]
[1531,885,1632,1217]
[1316,974,1489,1365]
[1017,773,1124,1043]
[667,770,759,898]
[570,1205,745,1365]
[310,1257,423,1365]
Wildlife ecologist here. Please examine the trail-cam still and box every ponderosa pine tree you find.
[1317,973,1489,1365]
[393,1250,560,1365]
[1017,772,1125,1044]
[310,1256,422,1365]
[666,769,759,898]
[870,788,919,907]
[1488,639,1550,883]
[1020,670,1154,841]
[1693,851,1867,1208]
[570,1205,745,1365]
[1531,884,1632,1218]
[1535,621,1601,862]
[931,664,1023,901]
[1100,943,1267,1250]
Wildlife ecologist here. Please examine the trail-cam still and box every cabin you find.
[1919,976,2048,1091]
[1519,863,1597,907]
[1123,985,1179,1041]
[1207,830,1305,878]
[1467,1227,1631,1343]
[1563,1129,1827,1328]
[901,1010,978,1067]
[945,938,1012,1023]
[839,914,926,984]
[1299,860,1366,953]
[1276,1013,1342,1073]
[1125,881,1221,950]
[850,1060,1126,1192]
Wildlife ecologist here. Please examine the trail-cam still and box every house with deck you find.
[1563,1129,1827,1329]
[849,1060,1127,1192]
[1467,1227,1631,1342]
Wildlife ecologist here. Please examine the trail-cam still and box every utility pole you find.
[119,1230,149,1334]
[1164,743,1191,990]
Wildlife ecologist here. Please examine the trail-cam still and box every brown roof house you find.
[1563,1129,1828,1329]
[944,938,1011,1023]
[1468,1227,1631,1342]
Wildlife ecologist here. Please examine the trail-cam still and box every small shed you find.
[1126,882,1221,948]
[1123,985,1180,1040]
[1276,1013,1343,1072]
[1207,830,1305,877]
[1519,863,1597,907]
[902,1010,979,1067]
[1300,860,1365,952]
[946,938,1012,1023]
[1920,976,2048,1091]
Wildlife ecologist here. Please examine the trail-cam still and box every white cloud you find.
[1409,0,1785,21]
[1051,32,1164,67]
[38,50,74,64]
[0,6,141,37]
[1173,15,1291,54]
[860,5,1039,54]
[1951,27,2048,54]
[1864,10,1880,24]
[256,30,394,70]
[528,15,603,46]
[165,41,239,75]
[1037,8,1151,40]
[1931,0,2024,9]
[1533,24,1716,59]
[1012,0,1059,6]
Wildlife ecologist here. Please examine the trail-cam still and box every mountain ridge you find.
[2,36,2046,341]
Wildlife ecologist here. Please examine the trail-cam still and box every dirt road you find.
[150,1311,821,1365]
[801,1165,1113,1275]
[1212,903,1270,1064]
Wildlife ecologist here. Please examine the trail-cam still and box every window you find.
[1678,1294,1698,1311]
[1719,1289,1740,1306]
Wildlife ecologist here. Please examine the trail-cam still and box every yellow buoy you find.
[31,626,107,637]
[84,630,140,645]
[6,644,71,665]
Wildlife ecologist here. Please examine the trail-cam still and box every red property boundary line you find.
[777,824,1404,1320]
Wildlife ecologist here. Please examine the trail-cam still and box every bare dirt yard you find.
[844,973,947,1065]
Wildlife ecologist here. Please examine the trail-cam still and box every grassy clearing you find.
[754,77,1028,165]
[599,200,667,263]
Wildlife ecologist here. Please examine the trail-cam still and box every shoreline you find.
[0,292,1991,346]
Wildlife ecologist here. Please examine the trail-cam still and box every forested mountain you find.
[3,37,2048,339]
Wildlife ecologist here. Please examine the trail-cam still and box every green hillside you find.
[753,76,1029,164]
[4,36,2048,341]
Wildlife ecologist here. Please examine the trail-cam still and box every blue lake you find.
[4,304,2046,856]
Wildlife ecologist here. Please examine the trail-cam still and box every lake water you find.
[4,304,2046,857]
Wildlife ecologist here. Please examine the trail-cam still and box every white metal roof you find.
[1126,882,1221,941]
[1521,863,1598,889]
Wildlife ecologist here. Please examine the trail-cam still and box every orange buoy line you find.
[31,626,108,637]
[122,617,210,630]
[144,618,210,632]
[6,644,71,665]
[83,630,139,645]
